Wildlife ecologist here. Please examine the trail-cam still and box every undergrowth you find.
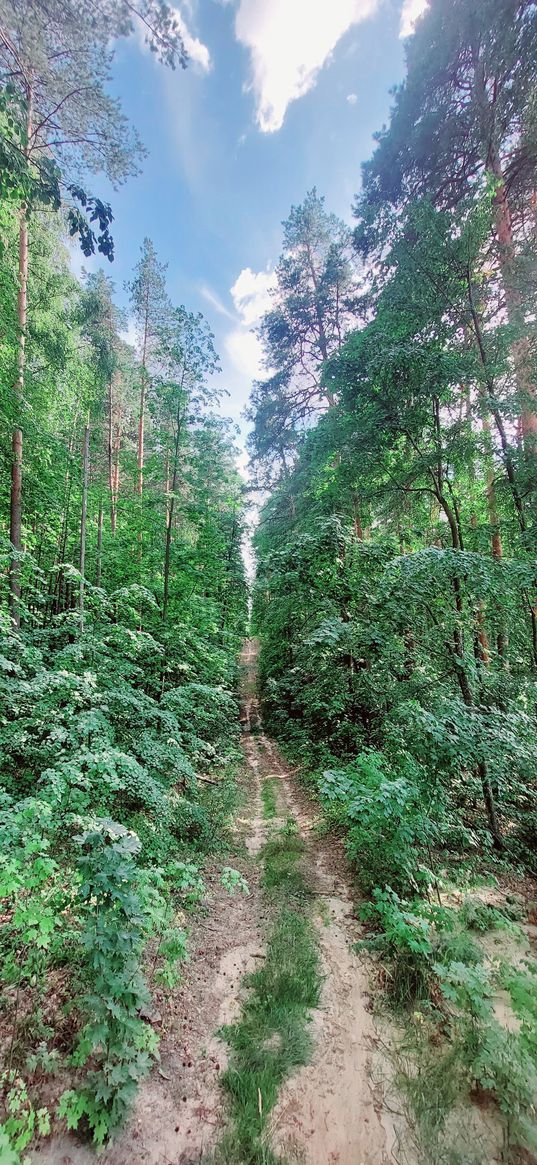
[254,738,537,1161]
[0,609,246,1158]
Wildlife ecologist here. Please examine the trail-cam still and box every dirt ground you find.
[31,639,395,1165]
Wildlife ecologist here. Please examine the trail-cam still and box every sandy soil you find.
[31,639,395,1165]
[249,731,394,1165]
[235,641,395,1165]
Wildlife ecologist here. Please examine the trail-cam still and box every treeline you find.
[0,3,247,1155]
[250,2,537,1157]
[0,223,246,638]
[252,0,537,866]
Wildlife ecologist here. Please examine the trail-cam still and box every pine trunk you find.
[163,408,183,619]
[10,209,29,628]
[488,146,537,452]
[79,423,90,632]
[9,86,33,628]
[108,375,117,534]
[96,499,103,588]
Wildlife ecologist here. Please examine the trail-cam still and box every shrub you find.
[321,751,436,895]
[359,888,434,1003]
[60,820,163,1145]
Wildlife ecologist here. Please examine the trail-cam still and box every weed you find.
[359,889,434,1004]
[0,1071,50,1158]
[458,897,510,934]
[58,820,165,1145]
[221,867,249,895]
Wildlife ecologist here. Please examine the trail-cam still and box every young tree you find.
[127,239,171,502]
[247,189,360,483]
[155,307,221,619]
[79,271,125,536]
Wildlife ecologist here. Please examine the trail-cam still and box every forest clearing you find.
[1,0,537,1162]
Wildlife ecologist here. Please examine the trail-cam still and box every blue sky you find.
[76,0,425,464]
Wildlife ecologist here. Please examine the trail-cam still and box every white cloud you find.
[399,0,428,37]
[176,9,211,70]
[134,6,211,71]
[233,0,380,132]
[223,265,276,383]
[67,241,90,282]
[230,266,276,326]
[346,92,358,105]
[120,318,138,349]
[199,283,236,320]
[225,327,265,380]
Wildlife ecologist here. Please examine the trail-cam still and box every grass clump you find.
[261,779,278,819]
[261,819,307,898]
[218,820,321,1164]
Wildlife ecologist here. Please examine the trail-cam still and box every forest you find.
[0,0,536,1163]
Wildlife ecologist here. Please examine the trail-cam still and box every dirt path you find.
[240,642,394,1165]
[32,639,394,1165]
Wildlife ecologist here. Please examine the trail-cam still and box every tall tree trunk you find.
[164,448,171,529]
[108,375,117,534]
[479,397,507,657]
[466,273,527,533]
[488,145,537,454]
[465,385,492,663]
[9,84,33,628]
[137,368,146,499]
[45,429,75,625]
[137,292,150,498]
[436,443,502,846]
[305,241,336,407]
[472,55,537,451]
[137,302,150,576]
[79,422,90,633]
[467,277,537,661]
[96,498,103,588]
[352,493,364,540]
[162,407,183,620]
[113,420,121,529]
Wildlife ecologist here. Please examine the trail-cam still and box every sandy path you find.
[239,644,394,1165]
[31,639,394,1165]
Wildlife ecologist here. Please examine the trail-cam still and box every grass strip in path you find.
[216,818,321,1164]
[261,778,278,819]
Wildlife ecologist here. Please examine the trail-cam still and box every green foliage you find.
[360,889,435,1003]
[503,960,537,1064]
[248,2,537,1158]
[0,265,246,1148]
[320,751,436,895]
[0,1072,50,1155]
[166,859,205,907]
[437,959,537,1155]
[0,1,248,1160]
[458,897,511,934]
[221,867,249,896]
[63,820,161,1144]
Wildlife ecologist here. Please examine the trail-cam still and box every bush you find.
[320,751,436,895]
[359,888,434,1003]
[60,820,164,1146]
